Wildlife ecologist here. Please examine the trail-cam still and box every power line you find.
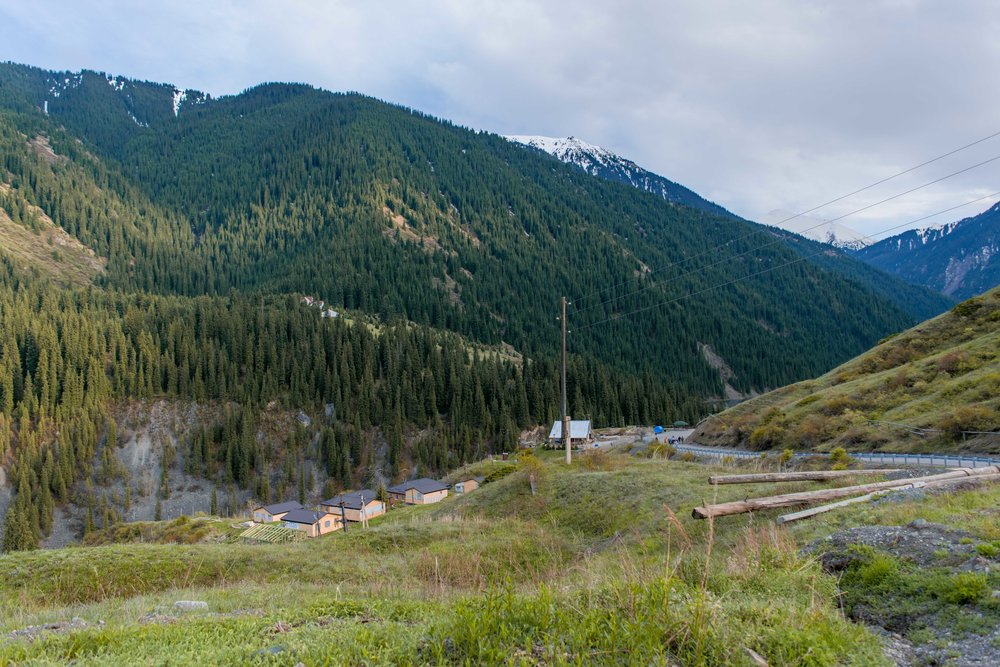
[570,127,1000,308]
[572,189,1000,333]
[572,153,1000,315]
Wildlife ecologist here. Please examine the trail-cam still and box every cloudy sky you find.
[3,0,999,236]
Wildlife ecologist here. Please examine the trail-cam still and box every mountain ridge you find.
[855,201,1000,299]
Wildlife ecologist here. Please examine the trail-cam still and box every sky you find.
[2,0,999,238]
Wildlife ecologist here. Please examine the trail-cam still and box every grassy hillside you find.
[694,286,1000,454]
[3,451,999,665]
[0,453,885,666]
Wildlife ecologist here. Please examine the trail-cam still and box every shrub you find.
[975,542,1000,559]
[778,449,794,467]
[933,572,989,604]
[829,447,852,467]
[748,424,784,451]
[580,449,615,471]
[935,405,999,439]
[951,298,983,318]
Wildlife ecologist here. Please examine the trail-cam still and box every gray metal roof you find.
[281,509,331,525]
[388,478,449,494]
[257,500,303,515]
[549,420,592,439]
[321,489,379,510]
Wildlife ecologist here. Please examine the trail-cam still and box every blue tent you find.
[653,426,664,434]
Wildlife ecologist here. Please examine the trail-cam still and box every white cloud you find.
[2,0,999,234]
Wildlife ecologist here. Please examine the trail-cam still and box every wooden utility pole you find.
[561,296,571,465]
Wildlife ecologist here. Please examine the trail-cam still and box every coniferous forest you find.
[0,61,952,549]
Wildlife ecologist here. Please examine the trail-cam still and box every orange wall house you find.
[252,501,303,523]
[321,489,386,522]
[280,509,342,537]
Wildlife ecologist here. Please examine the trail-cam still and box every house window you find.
[324,521,330,528]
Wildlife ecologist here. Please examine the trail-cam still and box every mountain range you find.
[856,201,1000,299]
[508,133,998,301]
[0,60,962,548]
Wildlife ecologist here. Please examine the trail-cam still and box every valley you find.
[0,50,997,666]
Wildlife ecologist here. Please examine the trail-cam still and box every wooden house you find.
[252,500,303,523]
[387,478,449,505]
[280,509,342,537]
[320,489,386,523]
[548,420,594,448]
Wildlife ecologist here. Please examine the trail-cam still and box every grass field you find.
[2,450,997,665]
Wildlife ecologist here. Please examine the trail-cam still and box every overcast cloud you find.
[2,0,999,236]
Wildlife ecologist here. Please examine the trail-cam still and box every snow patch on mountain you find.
[504,135,737,219]
[506,135,618,171]
[172,89,187,117]
[761,210,873,250]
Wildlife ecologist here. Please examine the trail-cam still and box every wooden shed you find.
[454,476,485,494]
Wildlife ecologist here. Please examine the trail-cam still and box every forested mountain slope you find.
[504,132,951,322]
[692,287,1000,454]
[856,201,1000,299]
[0,62,938,396]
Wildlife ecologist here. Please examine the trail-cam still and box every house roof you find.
[256,500,303,515]
[281,509,333,525]
[321,489,379,510]
[458,476,485,484]
[549,420,593,439]
[387,478,449,494]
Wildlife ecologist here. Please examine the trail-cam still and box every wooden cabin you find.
[387,478,449,505]
[279,509,342,537]
[320,489,386,523]
[252,500,303,523]
[548,420,594,448]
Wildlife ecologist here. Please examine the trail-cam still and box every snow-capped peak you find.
[761,210,873,250]
[505,135,619,170]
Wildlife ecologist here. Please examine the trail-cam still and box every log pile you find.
[692,465,1000,521]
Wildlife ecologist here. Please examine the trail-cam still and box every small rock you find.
[257,645,285,656]
[991,590,1000,599]
[174,600,209,611]
[909,518,929,529]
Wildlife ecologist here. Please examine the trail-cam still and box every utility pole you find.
[561,296,571,465]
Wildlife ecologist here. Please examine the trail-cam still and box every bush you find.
[935,405,999,439]
[933,572,989,604]
[829,447,852,468]
[748,424,784,451]
[951,298,983,318]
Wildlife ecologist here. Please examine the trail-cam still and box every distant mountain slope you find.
[505,135,737,219]
[759,209,872,251]
[693,286,1000,454]
[856,202,1000,299]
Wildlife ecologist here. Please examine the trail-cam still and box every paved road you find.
[672,443,1000,469]
[597,429,1000,469]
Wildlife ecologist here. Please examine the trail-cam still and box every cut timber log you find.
[692,465,1000,519]
[776,471,1000,524]
[709,469,905,485]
